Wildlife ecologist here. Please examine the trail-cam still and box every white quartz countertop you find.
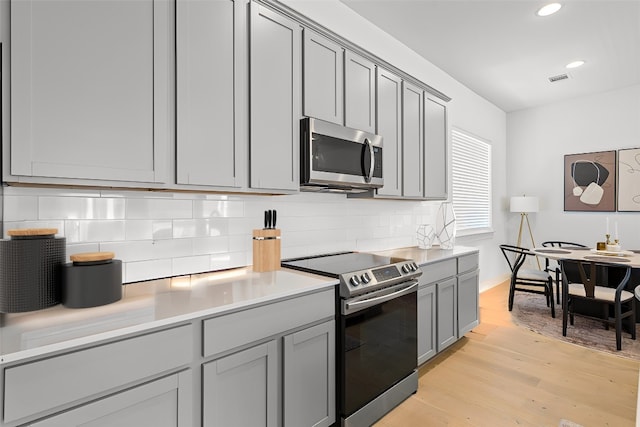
[0,267,337,364]
[374,245,479,266]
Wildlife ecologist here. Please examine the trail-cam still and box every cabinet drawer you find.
[203,288,334,357]
[420,259,456,284]
[4,324,193,423]
[458,253,479,274]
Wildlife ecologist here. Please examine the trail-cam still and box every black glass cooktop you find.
[281,252,397,278]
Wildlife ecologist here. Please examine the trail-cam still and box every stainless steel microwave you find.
[300,117,383,192]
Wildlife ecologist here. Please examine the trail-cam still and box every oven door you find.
[339,280,418,418]
[301,117,383,189]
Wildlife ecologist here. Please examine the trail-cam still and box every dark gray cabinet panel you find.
[250,3,301,191]
[202,340,279,427]
[10,0,169,184]
[345,51,376,133]
[436,277,458,352]
[424,96,448,200]
[401,81,423,198]
[417,283,437,365]
[375,68,402,197]
[283,320,336,427]
[458,269,480,337]
[30,371,192,427]
[303,29,344,125]
[176,0,247,188]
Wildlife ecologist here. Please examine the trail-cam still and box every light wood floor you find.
[375,280,640,427]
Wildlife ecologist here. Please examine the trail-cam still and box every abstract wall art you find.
[617,147,640,212]
[564,150,616,212]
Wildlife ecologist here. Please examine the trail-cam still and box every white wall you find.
[281,0,510,290]
[507,84,640,249]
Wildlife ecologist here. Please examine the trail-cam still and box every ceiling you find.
[340,0,640,112]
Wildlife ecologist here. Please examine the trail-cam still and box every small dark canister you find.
[0,228,65,313]
[62,252,122,308]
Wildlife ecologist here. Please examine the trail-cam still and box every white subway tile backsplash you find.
[2,187,441,282]
[126,199,192,220]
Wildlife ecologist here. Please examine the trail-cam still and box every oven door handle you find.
[344,280,418,315]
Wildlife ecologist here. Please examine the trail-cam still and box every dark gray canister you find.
[62,252,123,308]
[0,228,65,313]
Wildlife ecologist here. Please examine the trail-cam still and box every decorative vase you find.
[436,202,456,249]
[417,224,436,249]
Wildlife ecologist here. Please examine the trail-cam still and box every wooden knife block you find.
[252,229,281,272]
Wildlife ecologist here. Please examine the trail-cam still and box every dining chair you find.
[559,259,636,351]
[541,241,588,304]
[500,244,555,318]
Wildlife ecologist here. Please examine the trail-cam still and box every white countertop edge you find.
[0,274,337,365]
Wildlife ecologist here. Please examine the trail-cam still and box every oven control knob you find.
[413,262,419,270]
[350,275,361,286]
[402,264,410,274]
[361,273,371,284]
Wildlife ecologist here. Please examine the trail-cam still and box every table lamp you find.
[510,195,539,249]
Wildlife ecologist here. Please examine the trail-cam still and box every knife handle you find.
[272,210,277,229]
[264,210,269,229]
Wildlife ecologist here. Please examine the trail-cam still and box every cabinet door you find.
[303,29,344,125]
[401,81,424,198]
[10,0,169,183]
[345,51,375,133]
[30,371,192,427]
[458,269,480,337]
[417,284,437,365]
[283,320,336,427]
[437,277,458,351]
[375,68,402,197]
[202,340,278,427]
[250,3,301,191]
[424,96,448,200]
[176,0,247,188]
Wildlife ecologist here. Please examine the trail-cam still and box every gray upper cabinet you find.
[176,0,247,188]
[424,96,448,200]
[401,81,424,198]
[9,0,169,184]
[375,68,402,197]
[303,29,344,125]
[250,3,301,192]
[345,51,376,133]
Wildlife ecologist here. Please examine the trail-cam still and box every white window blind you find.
[451,128,492,235]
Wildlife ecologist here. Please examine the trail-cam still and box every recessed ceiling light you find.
[537,3,562,17]
[566,60,585,69]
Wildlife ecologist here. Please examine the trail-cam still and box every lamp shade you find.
[510,196,539,213]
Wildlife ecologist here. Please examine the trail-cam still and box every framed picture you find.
[564,150,616,212]
[617,147,640,212]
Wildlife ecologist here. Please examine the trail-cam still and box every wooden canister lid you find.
[7,228,58,237]
[70,252,115,263]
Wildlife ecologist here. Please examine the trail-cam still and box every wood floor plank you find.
[374,280,640,426]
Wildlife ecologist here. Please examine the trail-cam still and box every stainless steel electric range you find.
[282,252,422,427]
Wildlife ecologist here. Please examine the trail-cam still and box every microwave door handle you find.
[364,138,374,183]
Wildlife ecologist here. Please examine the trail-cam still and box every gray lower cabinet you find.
[417,251,479,365]
[203,340,279,427]
[423,96,448,200]
[283,321,335,427]
[303,28,344,125]
[9,0,169,184]
[345,51,376,134]
[176,0,247,188]
[250,2,301,192]
[29,371,192,427]
[417,283,437,365]
[401,81,424,198]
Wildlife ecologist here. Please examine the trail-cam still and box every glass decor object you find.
[416,224,436,249]
[436,202,456,249]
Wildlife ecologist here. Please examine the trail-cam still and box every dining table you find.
[531,246,640,319]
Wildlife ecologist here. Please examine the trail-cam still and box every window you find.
[451,128,492,235]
